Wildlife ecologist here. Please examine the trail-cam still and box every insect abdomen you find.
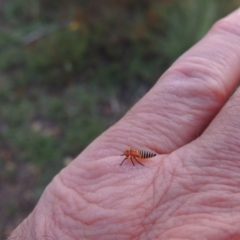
[139,150,156,159]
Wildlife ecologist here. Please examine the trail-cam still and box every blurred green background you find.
[0,0,239,238]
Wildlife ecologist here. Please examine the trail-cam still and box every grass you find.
[0,0,238,238]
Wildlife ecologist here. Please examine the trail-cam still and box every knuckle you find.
[211,17,240,39]
[163,65,227,105]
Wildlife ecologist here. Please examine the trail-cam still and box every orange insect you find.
[120,148,157,166]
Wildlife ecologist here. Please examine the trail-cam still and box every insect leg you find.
[133,157,144,166]
[130,157,135,166]
[120,157,128,166]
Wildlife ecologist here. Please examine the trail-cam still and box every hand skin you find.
[9,9,240,240]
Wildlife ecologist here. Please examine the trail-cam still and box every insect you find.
[120,148,156,166]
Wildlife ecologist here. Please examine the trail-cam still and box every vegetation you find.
[0,0,238,238]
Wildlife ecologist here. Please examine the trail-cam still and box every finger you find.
[81,8,240,161]
[193,87,240,165]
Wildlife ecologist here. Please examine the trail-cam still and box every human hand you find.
[9,9,240,240]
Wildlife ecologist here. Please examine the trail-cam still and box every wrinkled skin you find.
[9,9,240,240]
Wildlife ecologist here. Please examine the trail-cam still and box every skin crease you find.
[9,8,240,240]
